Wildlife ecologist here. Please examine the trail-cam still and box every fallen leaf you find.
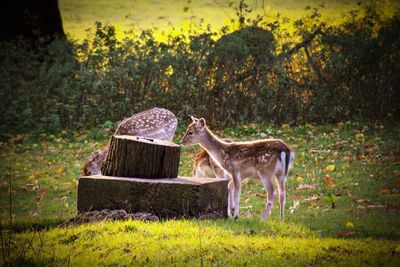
[355,133,365,142]
[381,184,391,194]
[296,176,304,183]
[296,183,317,190]
[385,205,397,214]
[39,188,49,197]
[304,195,320,201]
[337,231,355,237]
[289,199,300,213]
[367,204,386,209]
[281,124,290,129]
[324,176,335,187]
[334,140,349,148]
[325,165,336,172]
[55,167,64,175]
[10,134,24,143]
[345,222,354,228]
[255,193,265,199]
[394,244,400,254]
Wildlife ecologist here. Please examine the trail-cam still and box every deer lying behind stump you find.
[193,138,236,213]
[180,116,295,220]
[83,108,178,176]
[193,138,233,179]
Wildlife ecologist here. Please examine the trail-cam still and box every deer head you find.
[180,116,207,146]
[83,147,108,176]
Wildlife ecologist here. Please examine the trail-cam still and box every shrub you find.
[0,2,398,134]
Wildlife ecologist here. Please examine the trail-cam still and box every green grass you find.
[8,220,400,266]
[59,0,399,40]
[1,121,400,265]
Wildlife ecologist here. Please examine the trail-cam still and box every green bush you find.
[0,2,398,134]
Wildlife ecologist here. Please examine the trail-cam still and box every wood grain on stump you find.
[77,176,228,219]
[101,135,181,178]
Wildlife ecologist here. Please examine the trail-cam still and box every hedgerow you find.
[0,2,398,135]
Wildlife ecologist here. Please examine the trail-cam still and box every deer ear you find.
[190,115,198,122]
[198,118,206,128]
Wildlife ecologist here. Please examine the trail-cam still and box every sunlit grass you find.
[9,219,400,266]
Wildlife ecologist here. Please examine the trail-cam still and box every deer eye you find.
[188,132,193,135]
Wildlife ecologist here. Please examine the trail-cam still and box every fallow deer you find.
[83,108,178,176]
[180,116,295,220]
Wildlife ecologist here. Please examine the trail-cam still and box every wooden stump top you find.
[80,175,225,185]
[101,135,181,179]
[115,135,180,147]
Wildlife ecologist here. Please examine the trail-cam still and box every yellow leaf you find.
[55,167,64,175]
[296,176,304,183]
[345,222,354,228]
[355,133,365,142]
[281,124,290,129]
[395,244,400,254]
[165,65,174,76]
[326,165,336,172]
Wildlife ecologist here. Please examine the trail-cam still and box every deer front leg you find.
[231,172,242,220]
[227,180,235,216]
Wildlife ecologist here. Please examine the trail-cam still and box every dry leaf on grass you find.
[289,199,300,214]
[304,195,320,201]
[296,183,317,190]
[337,231,355,237]
[323,176,335,187]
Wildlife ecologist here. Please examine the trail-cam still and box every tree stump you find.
[77,176,228,219]
[101,135,181,178]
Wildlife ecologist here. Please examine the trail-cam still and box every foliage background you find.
[0,1,399,137]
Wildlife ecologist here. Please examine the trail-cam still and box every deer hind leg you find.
[276,173,287,220]
[258,172,276,221]
[227,180,235,216]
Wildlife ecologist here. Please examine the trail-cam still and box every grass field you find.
[1,121,400,265]
[59,0,399,40]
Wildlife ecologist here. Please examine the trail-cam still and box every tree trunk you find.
[101,135,181,178]
[0,0,65,42]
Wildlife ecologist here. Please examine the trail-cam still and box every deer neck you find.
[199,127,227,164]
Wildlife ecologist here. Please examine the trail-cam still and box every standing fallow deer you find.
[83,108,178,176]
[180,116,295,220]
